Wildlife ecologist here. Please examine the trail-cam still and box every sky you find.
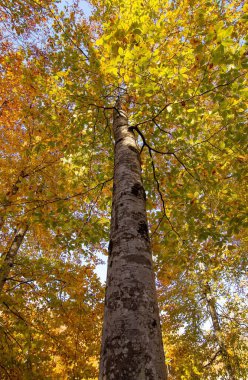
[95,251,108,283]
[58,0,93,18]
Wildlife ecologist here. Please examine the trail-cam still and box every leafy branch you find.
[131,75,245,130]
[0,177,113,209]
[131,125,199,181]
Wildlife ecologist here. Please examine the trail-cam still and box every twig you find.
[2,302,28,326]
[172,152,200,182]
[203,350,221,368]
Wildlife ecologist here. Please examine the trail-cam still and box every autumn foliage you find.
[0,0,247,379]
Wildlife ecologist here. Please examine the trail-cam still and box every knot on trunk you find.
[137,221,149,241]
[131,183,146,200]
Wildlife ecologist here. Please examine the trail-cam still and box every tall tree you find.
[99,99,166,378]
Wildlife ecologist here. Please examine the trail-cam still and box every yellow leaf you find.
[124,74,129,82]
[118,46,124,56]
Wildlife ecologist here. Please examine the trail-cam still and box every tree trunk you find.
[0,224,28,295]
[0,170,27,231]
[99,100,166,380]
[203,282,236,380]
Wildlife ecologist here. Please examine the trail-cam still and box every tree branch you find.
[0,177,113,209]
[148,148,180,239]
[203,350,221,368]
[132,126,200,181]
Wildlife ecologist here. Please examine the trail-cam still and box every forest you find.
[0,0,247,379]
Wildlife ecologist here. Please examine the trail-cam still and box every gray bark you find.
[203,282,236,380]
[99,100,166,380]
[0,224,28,295]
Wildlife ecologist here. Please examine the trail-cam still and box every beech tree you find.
[99,99,166,378]
[0,0,247,379]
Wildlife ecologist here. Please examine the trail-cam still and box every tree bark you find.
[203,282,236,380]
[0,224,28,295]
[99,100,166,380]
[0,170,27,231]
